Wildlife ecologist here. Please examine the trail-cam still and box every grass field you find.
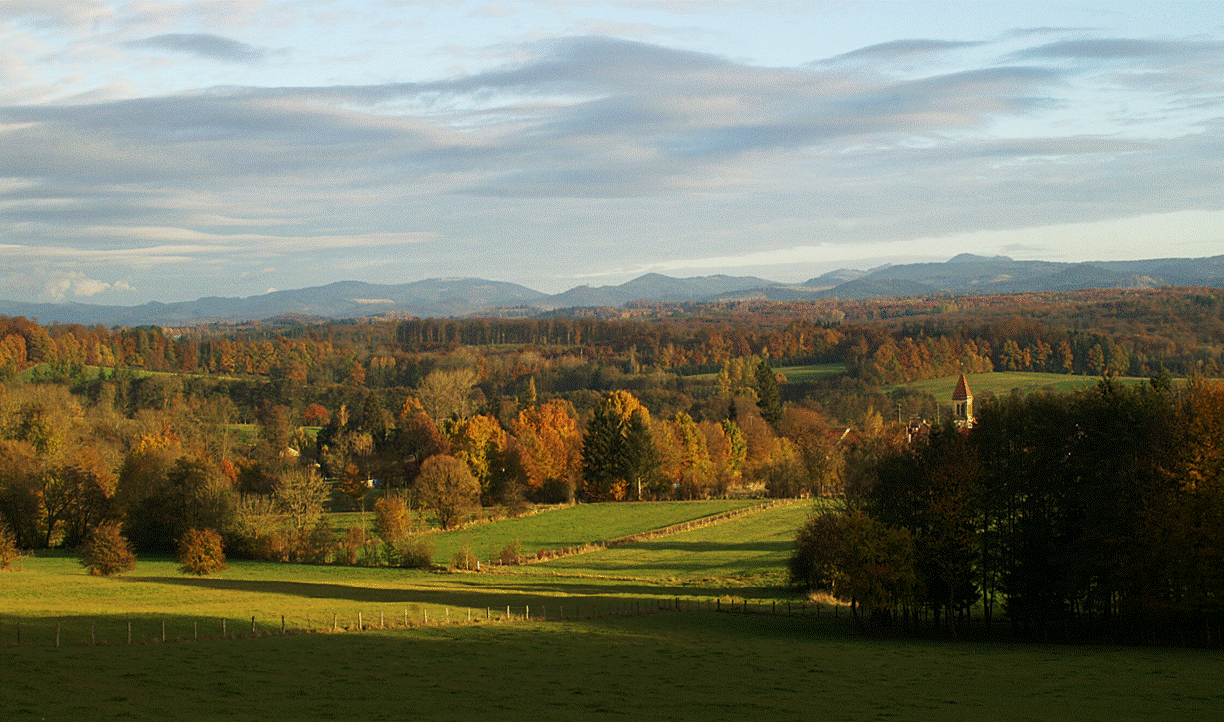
[5,499,1222,720]
[890,371,1153,399]
[775,362,847,382]
[5,604,1221,721]
[328,499,761,564]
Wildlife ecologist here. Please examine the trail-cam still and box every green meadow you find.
[4,499,1221,720]
[891,371,1152,399]
[329,499,761,562]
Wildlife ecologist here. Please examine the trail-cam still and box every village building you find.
[952,373,975,429]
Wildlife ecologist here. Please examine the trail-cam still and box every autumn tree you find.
[446,414,510,504]
[415,454,480,530]
[510,400,582,502]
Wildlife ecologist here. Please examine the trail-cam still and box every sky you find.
[1,1,1222,304]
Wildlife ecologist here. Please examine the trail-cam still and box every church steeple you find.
[952,374,974,429]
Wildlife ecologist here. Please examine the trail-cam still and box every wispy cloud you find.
[127,33,270,63]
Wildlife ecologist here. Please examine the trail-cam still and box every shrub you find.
[499,538,523,566]
[451,545,479,571]
[339,526,366,566]
[391,536,434,569]
[0,520,20,571]
[177,528,227,576]
[80,522,136,576]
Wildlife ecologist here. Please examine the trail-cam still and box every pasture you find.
[328,499,761,563]
[4,499,1221,720]
[891,371,1151,399]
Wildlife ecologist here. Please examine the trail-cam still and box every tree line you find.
[791,376,1224,646]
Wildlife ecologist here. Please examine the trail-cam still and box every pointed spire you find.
[952,374,973,401]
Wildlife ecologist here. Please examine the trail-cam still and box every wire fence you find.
[2,595,843,649]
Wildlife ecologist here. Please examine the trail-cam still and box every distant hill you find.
[540,273,773,309]
[4,256,1224,326]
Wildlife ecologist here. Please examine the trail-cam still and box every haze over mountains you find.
[5,255,1224,327]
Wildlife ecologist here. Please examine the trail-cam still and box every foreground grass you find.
[4,500,1221,720]
[4,612,1221,721]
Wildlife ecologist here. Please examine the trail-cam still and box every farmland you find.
[4,500,1222,721]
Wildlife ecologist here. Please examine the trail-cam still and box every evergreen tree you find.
[756,359,783,424]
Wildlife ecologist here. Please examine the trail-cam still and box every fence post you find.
[195,620,198,640]
[404,609,408,628]
[487,607,490,621]
[16,622,20,647]
[333,613,337,632]
[380,612,384,630]
[359,612,363,631]
[282,615,286,634]
[222,618,226,636]
[251,616,256,634]
[506,605,510,621]
[56,621,60,648]
[423,609,427,625]
[526,605,530,621]
[162,620,166,642]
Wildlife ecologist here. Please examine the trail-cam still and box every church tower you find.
[952,374,974,429]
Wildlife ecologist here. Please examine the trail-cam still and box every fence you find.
[2,594,843,649]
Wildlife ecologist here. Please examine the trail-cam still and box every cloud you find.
[2,30,1223,302]
[1013,38,1224,60]
[127,33,269,63]
[823,39,984,63]
[0,0,112,27]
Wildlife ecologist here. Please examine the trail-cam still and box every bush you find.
[499,538,523,566]
[451,545,479,571]
[0,520,20,571]
[339,526,366,566]
[177,528,227,576]
[390,536,433,569]
[80,522,136,576]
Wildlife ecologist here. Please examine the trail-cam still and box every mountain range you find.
[4,255,1224,327]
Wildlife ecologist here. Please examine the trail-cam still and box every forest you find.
[1,286,1223,645]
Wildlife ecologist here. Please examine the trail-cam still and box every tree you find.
[581,391,658,501]
[447,414,509,504]
[755,359,783,424]
[373,495,414,544]
[274,467,329,532]
[80,522,136,576]
[415,455,480,530]
[417,368,479,421]
[510,400,582,500]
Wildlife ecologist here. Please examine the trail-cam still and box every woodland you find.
[1,286,1223,645]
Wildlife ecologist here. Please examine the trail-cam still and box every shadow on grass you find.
[121,572,799,608]
[618,540,792,553]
